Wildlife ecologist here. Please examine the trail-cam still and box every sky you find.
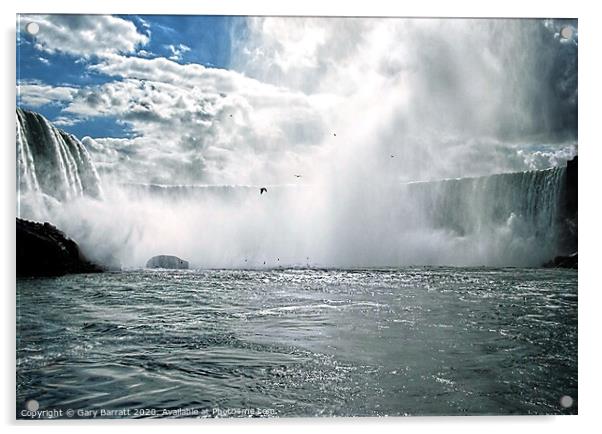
[16,15,578,186]
[17,15,237,138]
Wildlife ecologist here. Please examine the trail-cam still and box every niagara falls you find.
[16,15,577,418]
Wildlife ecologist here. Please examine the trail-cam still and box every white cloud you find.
[166,43,191,61]
[136,16,151,30]
[19,14,149,58]
[137,49,154,58]
[19,17,576,188]
[88,54,236,91]
[53,116,81,127]
[17,81,77,107]
[58,55,326,185]
[517,144,578,170]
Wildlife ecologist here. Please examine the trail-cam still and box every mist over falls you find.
[17,108,575,268]
[16,18,578,268]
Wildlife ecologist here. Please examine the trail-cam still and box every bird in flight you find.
[260,187,268,195]
[294,174,302,178]
[333,133,337,137]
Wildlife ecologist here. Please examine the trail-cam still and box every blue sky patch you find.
[17,14,243,138]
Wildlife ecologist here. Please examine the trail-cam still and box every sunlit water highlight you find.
[17,267,577,418]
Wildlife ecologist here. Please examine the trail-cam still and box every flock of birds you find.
[243,257,313,267]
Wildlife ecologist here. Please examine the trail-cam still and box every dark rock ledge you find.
[17,218,103,277]
[543,252,578,269]
[543,156,578,269]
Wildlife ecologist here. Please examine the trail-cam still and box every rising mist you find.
[17,17,577,268]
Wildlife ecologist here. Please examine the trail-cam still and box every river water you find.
[16,267,577,418]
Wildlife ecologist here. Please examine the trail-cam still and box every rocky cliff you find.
[17,218,103,276]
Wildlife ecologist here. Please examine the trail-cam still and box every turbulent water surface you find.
[17,268,577,418]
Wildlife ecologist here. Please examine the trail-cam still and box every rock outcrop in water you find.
[561,156,578,251]
[146,255,189,269]
[543,252,577,269]
[565,156,578,218]
[17,218,103,276]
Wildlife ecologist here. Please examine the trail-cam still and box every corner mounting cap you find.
[25,22,40,36]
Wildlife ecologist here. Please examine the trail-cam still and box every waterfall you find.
[105,166,570,268]
[15,108,573,267]
[16,109,103,218]
[395,167,569,266]
[406,168,566,237]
